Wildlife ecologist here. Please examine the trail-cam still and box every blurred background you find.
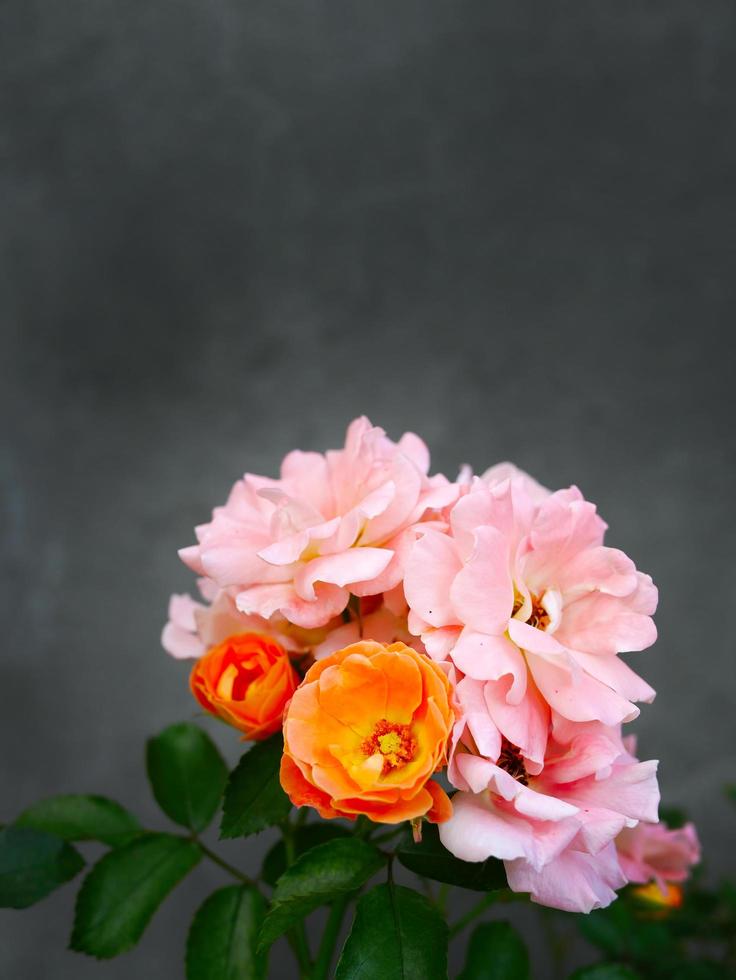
[2,1,734,977]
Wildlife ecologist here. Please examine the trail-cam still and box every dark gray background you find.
[2,1,734,977]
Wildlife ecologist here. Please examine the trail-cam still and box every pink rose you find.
[440,718,660,913]
[616,820,700,891]
[161,582,304,660]
[405,473,657,759]
[178,417,457,629]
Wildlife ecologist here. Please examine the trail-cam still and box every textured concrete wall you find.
[2,2,734,976]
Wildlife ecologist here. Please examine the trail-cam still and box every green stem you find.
[283,817,313,977]
[295,807,309,828]
[449,893,497,938]
[195,839,258,889]
[354,815,373,840]
[285,933,312,978]
[437,882,451,915]
[348,593,363,637]
[312,893,352,980]
[372,825,405,845]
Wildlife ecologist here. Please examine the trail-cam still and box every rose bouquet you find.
[5,418,715,979]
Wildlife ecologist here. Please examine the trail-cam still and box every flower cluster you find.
[164,417,699,913]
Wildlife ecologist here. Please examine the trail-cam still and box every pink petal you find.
[439,792,537,864]
[294,549,393,601]
[397,431,430,474]
[200,543,285,589]
[526,651,639,726]
[362,456,422,544]
[313,621,361,660]
[556,546,638,598]
[564,760,660,825]
[350,528,413,597]
[161,622,205,660]
[179,545,205,575]
[630,572,659,615]
[421,626,462,661]
[258,531,311,565]
[449,483,495,560]
[455,676,503,760]
[453,754,500,794]
[506,842,626,913]
[484,680,549,768]
[510,785,579,824]
[279,450,333,516]
[449,526,514,634]
[482,462,550,503]
[259,488,324,533]
[236,582,349,627]
[616,822,700,885]
[523,490,607,589]
[452,629,527,695]
[235,583,299,619]
[168,593,203,632]
[404,529,463,628]
[357,481,396,521]
[556,591,657,656]
[542,728,624,784]
[507,619,567,658]
[574,809,630,855]
[420,475,462,511]
[572,651,656,705]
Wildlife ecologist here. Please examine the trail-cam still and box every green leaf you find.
[578,904,630,958]
[186,884,267,980]
[336,882,448,980]
[146,722,228,833]
[220,735,291,839]
[458,921,530,980]
[0,826,84,909]
[396,823,507,892]
[261,823,351,886]
[569,967,642,980]
[670,964,732,980]
[259,838,384,950]
[579,902,671,966]
[16,794,141,847]
[70,832,201,958]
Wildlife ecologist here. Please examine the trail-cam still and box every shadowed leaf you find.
[70,832,201,958]
[336,883,448,980]
[16,794,141,847]
[220,735,291,839]
[187,884,267,980]
[147,723,228,833]
[259,838,384,951]
[0,826,84,909]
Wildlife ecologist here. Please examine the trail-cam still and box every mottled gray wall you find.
[2,1,735,977]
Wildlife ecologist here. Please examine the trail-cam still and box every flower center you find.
[512,589,550,631]
[216,660,259,701]
[361,719,417,776]
[497,738,529,785]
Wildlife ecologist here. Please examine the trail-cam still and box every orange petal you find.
[279,754,344,820]
[425,780,453,823]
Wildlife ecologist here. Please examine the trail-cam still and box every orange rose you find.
[631,881,683,913]
[190,633,299,740]
[280,640,455,824]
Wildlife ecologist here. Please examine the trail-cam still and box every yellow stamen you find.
[361,719,417,776]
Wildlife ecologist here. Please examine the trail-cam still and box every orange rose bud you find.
[190,633,299,740]
[280,640,455,824]
[630,881,684,912]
